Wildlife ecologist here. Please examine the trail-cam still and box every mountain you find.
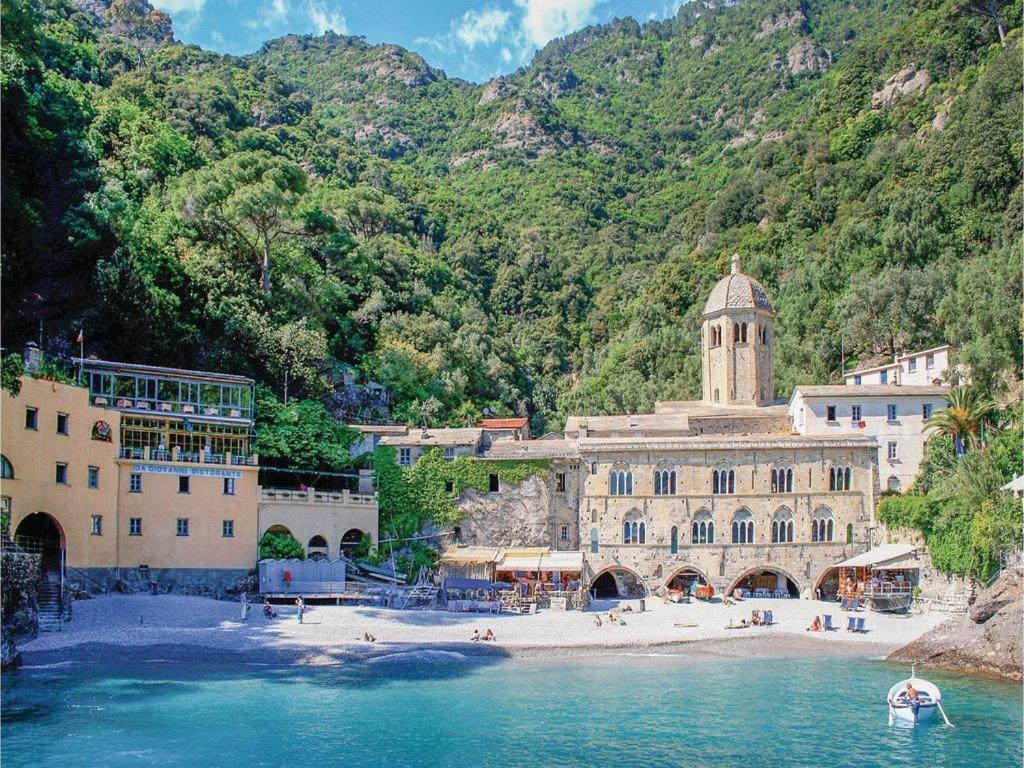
[1,0,1020,432]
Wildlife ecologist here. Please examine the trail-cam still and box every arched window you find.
[692,510,714,544]
[731,509,754,544]
[712,467,734,495]
[654,465,676,496]
[828,463,852,491]
[846,523,854,545]
[733,323,741,342]
[623,511,646,544]
[811,507,834,542]
[670,526,678,554]
[771,507,794,543]
[770,464,794,494]
[609,466,634,496]
[0,454,12,479]
[590,528,599,553]
[740,322,748,343]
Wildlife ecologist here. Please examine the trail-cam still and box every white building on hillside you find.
[789,384,950,492]
[842,345,956,387]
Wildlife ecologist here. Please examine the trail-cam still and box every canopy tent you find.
[834,543,918,570]
[443,577,509,591]
[494,550,584,572]
[438,547,501,564]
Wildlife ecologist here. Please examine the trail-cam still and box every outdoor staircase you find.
[37,576,65,632]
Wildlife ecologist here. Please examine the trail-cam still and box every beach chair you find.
[855,617,866,633]
[840,598,850,611]
[850,598,859,611]
[846,616,857,631]
[763,610,773,626]
[823,615,835,631]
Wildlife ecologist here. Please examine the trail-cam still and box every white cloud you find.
[500,46,512,62]
[515,0,601,47]
[306,0,347,34]
[152,0,206,14]
[454,7,511,48]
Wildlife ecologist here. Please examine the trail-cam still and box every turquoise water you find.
[2,653,1021,767]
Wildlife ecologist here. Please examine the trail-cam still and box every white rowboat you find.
[887,666,945,725]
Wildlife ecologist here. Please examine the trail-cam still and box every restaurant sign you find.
[132,463,243,479]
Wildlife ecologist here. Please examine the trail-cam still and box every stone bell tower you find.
[699,254,776,407]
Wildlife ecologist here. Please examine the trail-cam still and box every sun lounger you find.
[762,610,773,625]
[823,615,836,631]
[840,598,850,611]
[846,616,857,631]
[855,617,866,632]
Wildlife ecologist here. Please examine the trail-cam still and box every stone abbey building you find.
[439,256,891,599]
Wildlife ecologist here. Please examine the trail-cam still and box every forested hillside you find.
[3,0,1020,433]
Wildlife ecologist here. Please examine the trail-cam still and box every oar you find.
[936,700,954,727]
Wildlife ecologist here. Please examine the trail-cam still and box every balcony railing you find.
[98,396,251,421]
[118,446,258,466]
[260,487,377,506]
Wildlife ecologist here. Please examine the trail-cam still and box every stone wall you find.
[454,472,574,548]
[73,566,250,598]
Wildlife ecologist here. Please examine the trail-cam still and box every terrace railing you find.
[118,446,258,467]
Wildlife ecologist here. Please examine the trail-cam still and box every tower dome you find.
[699,254,776,407]
[700,254,774,319]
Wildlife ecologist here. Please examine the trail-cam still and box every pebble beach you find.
[19,593,951,666]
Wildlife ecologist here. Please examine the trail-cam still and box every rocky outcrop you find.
[755,10,805,39]
[454,474,554,547]
[479,78,517,105]
[355,45,436,87]
[1,550,41,670]
[72,0,174,45]
[490,103,560,153]
[871,66,932,108]
[787,40,830,74]
[532,67,578,99]
[888,568,1023,681]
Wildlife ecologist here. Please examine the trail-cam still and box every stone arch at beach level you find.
[589,566,647,599]
[340,528,365,558]
[14,511,65,576]
[664,566,710,594]
[727,566,801,598]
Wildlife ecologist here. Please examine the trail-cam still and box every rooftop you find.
[793,385,951,398]
[483,439,579,460]
[379,428,484,447]
[700,254,775,318]
[477,417,528,429]
[349,424,408,435]
[81,358,254,385]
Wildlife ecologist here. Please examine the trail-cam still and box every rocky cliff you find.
[1,550,41,670]
[888,567,1023,681]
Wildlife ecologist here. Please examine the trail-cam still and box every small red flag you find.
[76,329,84,344]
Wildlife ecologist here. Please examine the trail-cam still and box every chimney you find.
[22,342,41,373]
[731,253,741,275]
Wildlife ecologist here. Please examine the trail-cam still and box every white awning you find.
[834,543,918,569]
[439,547,500,564]
[494,550,584,572]
[1002,476,1024,494]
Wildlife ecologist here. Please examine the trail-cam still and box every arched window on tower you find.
[733,323,741,343]
[740,322,748,343]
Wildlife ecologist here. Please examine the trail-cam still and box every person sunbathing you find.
[363,632,377,642]
[482,628,496,641]
[470,629,481,642]
[807,616,822,632]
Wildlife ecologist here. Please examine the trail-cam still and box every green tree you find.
[177,151,307,295]
[924,385,1001,452]
[255,390,358,471]
[258,531,305,560]
[1,354,24,397]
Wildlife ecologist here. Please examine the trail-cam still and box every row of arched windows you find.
[706,323,771,347]
[604,462,853,496]
[617,507,848,546]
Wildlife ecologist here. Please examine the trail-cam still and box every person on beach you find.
[240,592,249,620]
[363,632,377,642]
[593,615,603,627]
[807,616,822,632]
[470,629,481,642]
[296,596,305,624]
[482,628,495,641]
[263,598,276,619]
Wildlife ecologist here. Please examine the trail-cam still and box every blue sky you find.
[152,0,683,82]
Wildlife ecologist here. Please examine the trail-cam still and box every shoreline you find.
[12,592,948,671]
[18,632,900,669]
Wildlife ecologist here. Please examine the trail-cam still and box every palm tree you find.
[924,386,1001,453]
